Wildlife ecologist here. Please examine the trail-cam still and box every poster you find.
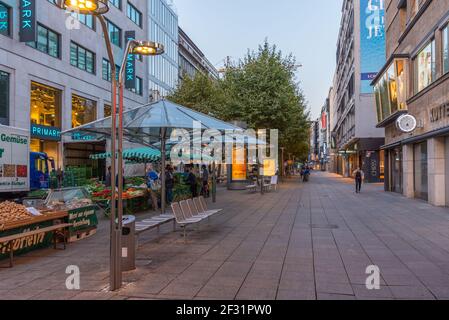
[262,159,276,177]
[360,0,386,93]
[231,147,246,181]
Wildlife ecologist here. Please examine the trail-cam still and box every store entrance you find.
[63,141,106,185]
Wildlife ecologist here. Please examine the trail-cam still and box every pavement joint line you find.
[327,176,437,299]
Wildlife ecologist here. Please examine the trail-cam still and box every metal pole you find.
[97,15,121,291]
[212,161,217,203]
[281,147,285,182]
[161,128,167,214]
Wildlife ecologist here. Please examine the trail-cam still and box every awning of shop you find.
[90,147,214,163]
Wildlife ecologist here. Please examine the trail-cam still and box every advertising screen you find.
[360,0,386,93]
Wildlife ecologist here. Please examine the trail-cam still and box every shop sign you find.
[19,0,36,42]
[0,4,9,33]
[430,102,449,123]
[67,205,98,235]
[124,31,136,90]
[0,221,53,260]
[71,132,95,141]
[31,124,61,141]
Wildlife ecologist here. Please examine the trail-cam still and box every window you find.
[70,42,95,74]
[443,25,449,74]
[30,82,61,128]
[27,24,60,58]
[106,19,121,47]
[414,40,435,93]
[102,59,120,82]
[127,2,142,27]
[104,104,112,117]
[373,59,408,123]
[0,71,9,125]
[131,76,143,95]
[0,2,11,37]
[71,11,94,29]
[72,95,97,128]
[109,0,121,9]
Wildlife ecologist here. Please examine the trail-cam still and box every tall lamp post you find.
[58,0,164,291]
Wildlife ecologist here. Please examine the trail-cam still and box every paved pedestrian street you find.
[2,172,449,300]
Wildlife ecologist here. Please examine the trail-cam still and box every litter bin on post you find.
[121,215,136,272]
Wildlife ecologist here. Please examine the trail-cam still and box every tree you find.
[220,41,310,159]
[168,72,224,116]
[168,40,310,160]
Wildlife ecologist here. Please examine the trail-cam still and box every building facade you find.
[148,0,178,99]
[178,27,219,81]
[372,0,449,206]
[332,0,386,183]
[0,0,148,176]
[318,99,331,171]
[308,120,320,168]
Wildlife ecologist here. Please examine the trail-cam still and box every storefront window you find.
[0,71,9,125]
[379,73,391,120]
[442,25,449,77]
[30,82,61,128]
[414,40,435,93]
[373,59,408,123]
[104,104,111,117]
[72,95,97,128]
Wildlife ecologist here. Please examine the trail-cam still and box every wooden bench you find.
[0,223,72,268]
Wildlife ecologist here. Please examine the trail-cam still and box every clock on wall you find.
[396,114,417,133]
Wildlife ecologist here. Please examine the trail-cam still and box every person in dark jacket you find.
[353,168,365,193]
[105,166,112,187]
[201,165,210,197]
[186,167,198,198]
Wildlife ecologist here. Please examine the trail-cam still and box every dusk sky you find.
[173,0,344,120]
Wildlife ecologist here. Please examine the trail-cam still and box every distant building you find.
[148,0,179,98]
[309,120,320,168]
[332,0,386,182]
[178,27,219,81]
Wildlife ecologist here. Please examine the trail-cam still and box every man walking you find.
[353,167,365,193]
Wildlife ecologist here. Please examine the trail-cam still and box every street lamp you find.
[117,41,164,262]
[57,0,163,292]
[63,0,109,14]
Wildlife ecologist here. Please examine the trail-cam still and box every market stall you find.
[45,187,99,242]
[0,201,68,261]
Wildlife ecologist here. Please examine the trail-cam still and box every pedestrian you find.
[352,167,365,193]
[186,167,198,198]
[165,164,175,205]
[201,165,210,198]
[146,164,160,210]
[105,166,112,188]
[303,166,310,182]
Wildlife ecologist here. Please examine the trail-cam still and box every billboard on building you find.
[360,0,386,93]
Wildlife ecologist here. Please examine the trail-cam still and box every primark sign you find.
[125,31,136,90]
[19,0,37,42]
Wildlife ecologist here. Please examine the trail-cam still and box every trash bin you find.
[121,215,136,272]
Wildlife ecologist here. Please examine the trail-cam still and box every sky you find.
[173,0,343,120]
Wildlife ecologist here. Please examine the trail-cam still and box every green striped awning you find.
[90,147,214,163]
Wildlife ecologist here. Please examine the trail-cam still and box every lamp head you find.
[63,0,109,15]
[131,41,165,56]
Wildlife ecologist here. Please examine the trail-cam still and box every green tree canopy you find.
[168,40,310,160]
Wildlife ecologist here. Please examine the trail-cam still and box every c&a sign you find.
[19,0,37,42]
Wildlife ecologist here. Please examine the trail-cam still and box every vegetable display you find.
[0,201,32,226]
